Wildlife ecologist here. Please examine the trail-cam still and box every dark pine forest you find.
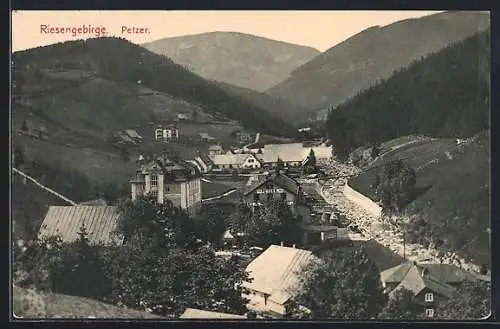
[326,30,490,159]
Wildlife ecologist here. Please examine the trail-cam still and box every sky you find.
[11,10,444,52]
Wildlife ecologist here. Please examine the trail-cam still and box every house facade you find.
[236,131,253,143]
[380,261,490,319]
[208,144,224,157]
[199,132,216,143]
[155,125,179,143]
[242,244,319,317]
[130,155,202,214]
[242,171,303,215]
[210,153,261,171]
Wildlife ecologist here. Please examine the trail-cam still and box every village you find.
[13,121,491,320]
[11,10,492,320]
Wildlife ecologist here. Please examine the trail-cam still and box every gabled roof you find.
[209,144,223,151]
[243,245,319,305]
[198,154,214,166]
[199,132,215,140]
[179,308,246,319]
[243,171,300,196]
[38,206,123,245]
[418,263,491,283]
[381,261,489,285]
[138,155,199,175]
[116,132,135,143]
[211,154,255,166]
[186,160,203,173]
[255,144,332,163]
[388,265,456,299]
[194,156,209,172]
[125,129,142,139]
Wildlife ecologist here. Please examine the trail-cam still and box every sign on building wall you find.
[256,188,285,194]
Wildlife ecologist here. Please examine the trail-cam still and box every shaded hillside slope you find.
[349,131,490,266]
[142,31,320,92]
[13,286,161,319]
[216,81,307,124]
[12,37,297,138]
[326,29,490,158]
[268,11,489,120]
[12,174,72,242]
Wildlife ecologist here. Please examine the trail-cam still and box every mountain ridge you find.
[267,11,490,121]
[142,31,321,92]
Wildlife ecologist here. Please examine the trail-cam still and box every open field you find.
[13,135,136,185]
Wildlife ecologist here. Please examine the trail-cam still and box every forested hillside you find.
[216,82,308,124]
[326,29,490,159]
[12,37,297,138]
[268,11,489,120]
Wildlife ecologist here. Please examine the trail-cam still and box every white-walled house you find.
[210,153,261,171]
[129,155,202,215]
[155,125,179,143]
[242,244,319,317]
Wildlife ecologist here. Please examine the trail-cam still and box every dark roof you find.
[199,154,213,165]
[243,171,300,196]
[382,261,490,285]
[388,264,456,299]
[360,239,405,271]
[138,154,200,176]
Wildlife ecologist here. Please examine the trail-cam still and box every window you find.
[425,293,434,302]
[151,190,158,199]
[151,175,158,187]
[281,192,287,200]
[425,309,434,318]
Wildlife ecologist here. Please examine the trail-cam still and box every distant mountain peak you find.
[142,31,320,92]
[267,11,490,119]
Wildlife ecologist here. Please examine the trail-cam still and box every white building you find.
[210,153,261,171]
[242,244,319,317]
[129,155,202,215]
[155,126,179,143]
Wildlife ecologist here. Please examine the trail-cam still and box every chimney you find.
[280,241,284,247]
[292,244,296,249]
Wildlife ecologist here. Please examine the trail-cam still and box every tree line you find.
[13,194,489,319]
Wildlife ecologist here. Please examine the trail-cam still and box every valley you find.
[11,10,491,321]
